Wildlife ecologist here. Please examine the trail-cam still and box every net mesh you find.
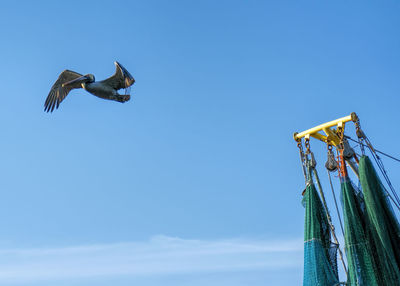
[358,155,400,285]
[303,182,339,286]
[341,178,379,285]
[339,155,400,285]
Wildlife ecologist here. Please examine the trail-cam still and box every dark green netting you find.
[341,178,379,285]
[358,155,400,285]
[303,182,339,286]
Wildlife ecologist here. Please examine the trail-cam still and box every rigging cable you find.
[305,139,348,276]
[345,114,400,207]
[345,135,400,210]
[344,135,400,163]
[312,166,348,277]
[327,169,345,240]
[366,136,400,209]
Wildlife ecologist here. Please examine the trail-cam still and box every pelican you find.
[44,61,135,112]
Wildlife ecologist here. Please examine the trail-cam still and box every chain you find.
[305,138,311,154]
[352,113,366,155]
[297,140,308,185]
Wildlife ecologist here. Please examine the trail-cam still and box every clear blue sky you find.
[0,1,399,285]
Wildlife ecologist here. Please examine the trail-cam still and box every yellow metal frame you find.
[293,113,357,146]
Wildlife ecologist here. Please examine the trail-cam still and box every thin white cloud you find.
[0,235,303,283]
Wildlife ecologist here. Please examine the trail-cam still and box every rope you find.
[344,135,400,163]
[312,166,348,277]
[327,170,345,239]
[364,136,400,210]
[298,140,348,277]
[344,135,400,211]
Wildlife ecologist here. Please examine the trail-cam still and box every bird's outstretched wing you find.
[44,70,84,112]
[99,61,135,90]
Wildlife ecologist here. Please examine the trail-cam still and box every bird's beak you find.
[62,75,89,87]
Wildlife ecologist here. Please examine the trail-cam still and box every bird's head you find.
[85,74,95,83]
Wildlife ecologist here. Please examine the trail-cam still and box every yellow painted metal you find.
[294,114,355,146]
[310,133,327,142]
[322,127,341,146]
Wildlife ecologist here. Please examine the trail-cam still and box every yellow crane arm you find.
[293,113,358,146]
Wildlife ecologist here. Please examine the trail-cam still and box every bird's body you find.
[83,81,127,102]
[44,61,135,112]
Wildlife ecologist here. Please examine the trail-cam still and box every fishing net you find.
[358,155,400,285]
[339,155,400,285]
[303,182,339,286]
[341,178,379,285]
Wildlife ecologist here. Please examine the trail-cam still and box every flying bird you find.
[44,61,135,112]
